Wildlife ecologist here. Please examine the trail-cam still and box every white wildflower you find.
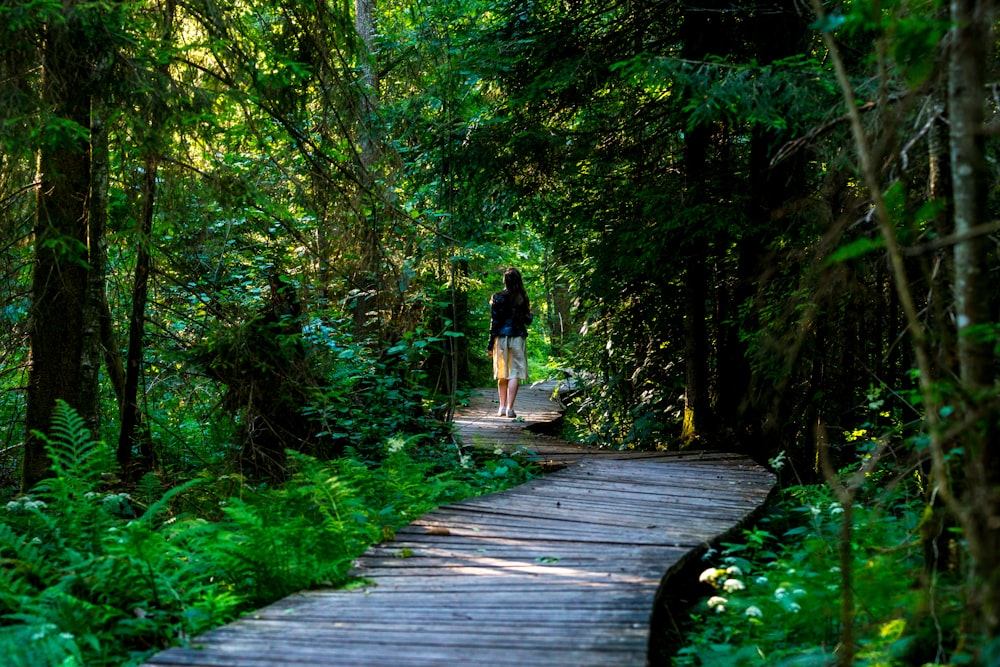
[787,601,801,613]
[754,576,769,586]
[459,453,473,468]
[774,587,788,600]
[707,595,728,609]
[792,588,806,597]
[699,568,724,584]
[745,605,763,619]
[493,445,505,456]
[725,565,743,577]
[809,505,821,516]
[829,502,844,515]
[386,438,406,454]
[723,578,746,593]
[6,497,47,513]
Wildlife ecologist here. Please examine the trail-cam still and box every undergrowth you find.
[0,401,535,666]
[671,478,967,666]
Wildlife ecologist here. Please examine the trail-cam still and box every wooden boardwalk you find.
[143,381,775,666]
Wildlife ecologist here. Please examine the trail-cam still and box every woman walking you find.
[486,267,533,418]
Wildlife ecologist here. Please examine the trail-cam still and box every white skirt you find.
[492,336,529,381]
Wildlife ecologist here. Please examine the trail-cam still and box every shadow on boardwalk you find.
[143,381,775,667]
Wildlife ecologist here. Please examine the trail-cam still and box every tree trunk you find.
[117,155,158,473]
[927,98,954,376]
[117,3,174,475]
[949,0,1000,642]
[916,87,955,610]
[351,0,383,337]
[682,240,713,442]
[679,105,713,442]
[80,69,118,439]
[23,9,93,490]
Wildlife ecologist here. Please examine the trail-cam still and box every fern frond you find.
[0,622,84,667]
[136,478,202,526]
[31,400,111,499]
[7,586,119,658]
[0,522,59,596]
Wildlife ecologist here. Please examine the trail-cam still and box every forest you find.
[1,0,998,663]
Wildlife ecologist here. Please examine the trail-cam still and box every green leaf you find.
[826,236,885,265]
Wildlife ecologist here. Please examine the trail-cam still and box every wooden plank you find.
[397,519,734,546]
[437,494,759,522]
[148,641,649,667]
[250,602,653,622]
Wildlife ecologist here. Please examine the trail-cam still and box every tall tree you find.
[351,0,385,336]
[948,0,1000,641]
[117,1,174,474]
[23,2,100,490]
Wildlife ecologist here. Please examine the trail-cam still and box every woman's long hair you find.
[503,267,530,314]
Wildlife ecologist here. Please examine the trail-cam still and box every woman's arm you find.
[487,293,502,352]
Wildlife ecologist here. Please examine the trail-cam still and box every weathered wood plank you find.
[142,380,775,667]
[148,642,649,667]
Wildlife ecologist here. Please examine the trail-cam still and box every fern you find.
[0,403,241,665]
[198,452,390,605]
[0,522,60,601]
[0,622,85,667]
[0,402,535,666]
[31,400,110,500]
[21,401,117,559]
[292,451,376,555]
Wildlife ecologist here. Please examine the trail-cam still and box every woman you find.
[486,267,532,418]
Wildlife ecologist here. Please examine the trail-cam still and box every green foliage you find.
[0,402,535,666]
[826,0,947,86]
[673,481,964,666]
[1,402,239,666]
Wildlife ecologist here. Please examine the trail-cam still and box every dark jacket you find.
[487,290,532,351]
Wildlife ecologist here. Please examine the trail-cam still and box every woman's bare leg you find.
[506,378,520,416]
[497,379,509,415]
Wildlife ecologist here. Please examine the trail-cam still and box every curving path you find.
[142,381,775,666]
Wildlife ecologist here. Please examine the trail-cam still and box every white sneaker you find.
[497,406,507,417]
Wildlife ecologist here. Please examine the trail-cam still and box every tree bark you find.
[927,101,955,376]
[949,0,1000,642]
[23,8,93,490]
